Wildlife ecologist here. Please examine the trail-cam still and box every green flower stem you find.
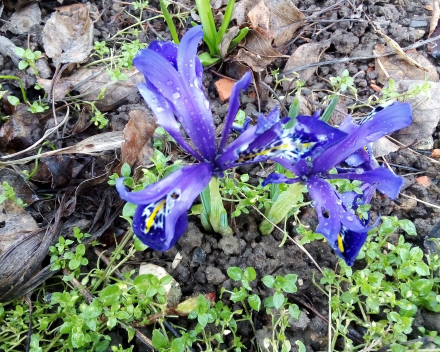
[159,0,179,44]
[0,76,28,105]
[91,229,133,293]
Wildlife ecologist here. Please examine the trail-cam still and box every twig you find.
[0,105,70,160]
[250,204,323,274]
[259,80,289,116]
[400,193,440,211]
[280,34,440,78]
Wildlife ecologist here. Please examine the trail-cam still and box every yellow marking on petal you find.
[145,199,166,233]
[337,234,345,253]
[238,144,292,162]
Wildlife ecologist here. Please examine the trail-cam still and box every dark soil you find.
[0,0,439,351]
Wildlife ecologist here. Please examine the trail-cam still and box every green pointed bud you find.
[200,177,233,236]
[259,183,303,235]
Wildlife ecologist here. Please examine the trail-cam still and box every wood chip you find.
[215,78,236,101]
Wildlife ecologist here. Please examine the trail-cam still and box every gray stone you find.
[205,266,226,285]
[219,236,241,256]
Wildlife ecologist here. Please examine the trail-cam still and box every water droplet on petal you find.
[346,215,354,221]
[203,99,210,110]
[355,168,363,174]
[172,92,181,99]
[156,107,164,113]
[167,80,173,85]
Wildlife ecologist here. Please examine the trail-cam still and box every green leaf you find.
[227,267,243,281]
[398,219,417,236]
[248,294,261,311]
[390,344,406,352]
[320,94,339,123]
[15,47,25,57]
[413,279,433,296]
[198,52,220,66]
[289,304,301,319]
[121,163,131,177]
[134,237,148,251]
[230,287,247,302]
[295,340,306,352]
[340,291,359,304]
[68,258,81,270]
[152,330,168,349]
[262,275,275,288]
[366,296,380,313]
[244,267,256,281]
[415,262,430,276]
[18,60,29,70]
[259,183,303,234]
[282,280,297,294]
[198,313,208,327]
[76,244,86,256]
[7,95,20,106]
[273,292,285,310]
[99,284,121,305]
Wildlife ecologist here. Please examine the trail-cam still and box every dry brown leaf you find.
[264,0,306,46]
[219,26,240,59]
[429,0,440,36]
[282,41,330,89]
[374,27,429,72]
[42,3,93,64]
[0,2,41,35]
[0,200,39,254]
[375,44,439,84]
[116,110,156,173]
[372,137,401,158]
[0,132,124,167]
[236,0,305,46]
[236,30,286,71]
[392,80,440,150]
[0,168,39,205]
[0,104,43,151]
[38,68,144,111]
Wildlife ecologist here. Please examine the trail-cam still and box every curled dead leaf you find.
[0,104,43,151]
[42,3,94,64]
[116,110,156,173]
[38,68,144,111]
[392,80,440,150]
[429,0,440,37]
[282,41,330,89]
[0,2,41,35]
[374,44,439,84]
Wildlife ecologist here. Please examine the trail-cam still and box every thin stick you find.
[259,80,289,116]
[400,193,440,210]
[251,204,323,273]
[280,34,440,78]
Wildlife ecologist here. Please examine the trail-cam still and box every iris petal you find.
[312,102,412,173]
[218,71,252,153]
[307,176,371,265]
[118,163,214,251]
[325,167,403,199]
[133,26,216,161]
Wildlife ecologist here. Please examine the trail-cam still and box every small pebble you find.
[190,247,206,267]
[410,19,428,28]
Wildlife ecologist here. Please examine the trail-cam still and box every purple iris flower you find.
[264,102,412,265]
[116,26,346,251]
